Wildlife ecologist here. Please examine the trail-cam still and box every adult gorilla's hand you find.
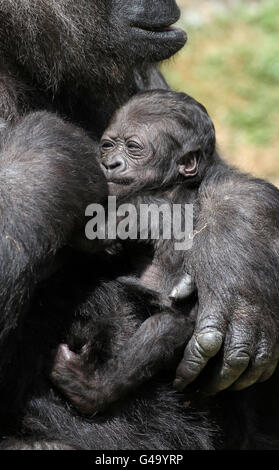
[173,170,279,395]
[174,294,279,394]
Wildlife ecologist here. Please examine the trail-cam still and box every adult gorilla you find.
[0,0,278,450]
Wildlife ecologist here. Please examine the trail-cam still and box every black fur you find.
[50,91,279,450]
[49,90,218,412]
[0,249,216,450]
[98,91,279,398]
[0,0,214,450]
[0,0,278,450]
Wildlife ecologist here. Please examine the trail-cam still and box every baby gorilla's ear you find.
[178,148,202,177]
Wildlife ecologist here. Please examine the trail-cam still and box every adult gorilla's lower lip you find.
[132,24,187,42]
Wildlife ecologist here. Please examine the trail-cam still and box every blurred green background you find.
[162,0,279,186]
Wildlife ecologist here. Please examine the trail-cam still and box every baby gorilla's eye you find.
[127,141,143,151]
[101,140,114,149]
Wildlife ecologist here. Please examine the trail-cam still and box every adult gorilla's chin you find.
[0,0,187,92]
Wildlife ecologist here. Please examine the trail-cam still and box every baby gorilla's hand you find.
[50,344,105,415]
[51,312,190,415]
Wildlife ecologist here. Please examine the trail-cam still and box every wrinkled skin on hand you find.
[174,293,279,394]
[173,170,279,395]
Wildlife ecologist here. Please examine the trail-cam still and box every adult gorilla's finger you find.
[229,355,272,392]
[174,328,224,391]
[203,321,253,394]
[204,349,250,394]
[259,360,279,383]
[232,341,279,390]
[259,344,279,382]
[256,344,279,384]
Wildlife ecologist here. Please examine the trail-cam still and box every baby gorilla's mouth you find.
[107,178,136,196]
[107,178,134,186]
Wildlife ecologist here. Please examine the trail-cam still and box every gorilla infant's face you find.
[100,120,157,196]
[99,91,216,197]
[100,111,200,197]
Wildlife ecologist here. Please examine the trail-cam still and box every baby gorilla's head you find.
[100,90,216,196]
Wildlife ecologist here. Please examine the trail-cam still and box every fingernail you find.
[61,344,72,361]
[173,378,185,391]
[169,287,178,300]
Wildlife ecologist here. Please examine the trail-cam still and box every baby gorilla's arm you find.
[51,311,191,415]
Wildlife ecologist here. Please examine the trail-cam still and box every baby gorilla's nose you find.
[101,155,126,175]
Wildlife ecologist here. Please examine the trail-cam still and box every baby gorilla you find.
[100,90,216,299]
[50,90,218,414]
[51,90,279,416]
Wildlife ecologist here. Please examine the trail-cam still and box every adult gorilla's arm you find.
[0,112,107,376]
[175,162,279,393]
